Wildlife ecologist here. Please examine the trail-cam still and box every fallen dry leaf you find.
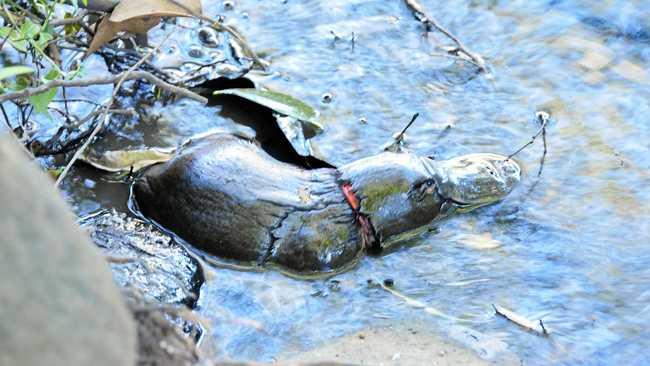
[86,15,162,56]
[80,146,176,173]
[86,0,202,57]
[110,0,202,22]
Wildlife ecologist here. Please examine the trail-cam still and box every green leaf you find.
[28,87,57,114]
[44,68,61,81]
[20,19,40,39]
[213,88,323,135]
[0,65,34,81]
[14,74,31,90]
[64,12,82,36]
[34,32,54,50]
[0,27,28,52]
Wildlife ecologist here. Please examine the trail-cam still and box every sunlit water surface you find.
[39,0,650,364]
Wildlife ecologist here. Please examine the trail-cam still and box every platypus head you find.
[340,151,521,246]
[428,153,521,212]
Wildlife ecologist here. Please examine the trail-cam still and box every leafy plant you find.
[0,0,85,114]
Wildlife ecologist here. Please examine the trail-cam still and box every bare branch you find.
[50,10,89,26]
[0,71,207,104]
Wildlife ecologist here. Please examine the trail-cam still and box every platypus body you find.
[132,133,520,275]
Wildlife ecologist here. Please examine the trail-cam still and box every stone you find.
[81,210,203,306]
[0,135,136,366]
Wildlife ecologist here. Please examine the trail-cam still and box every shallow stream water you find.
[13,0,650,364]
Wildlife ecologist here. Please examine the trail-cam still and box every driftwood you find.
[493,304,549,336]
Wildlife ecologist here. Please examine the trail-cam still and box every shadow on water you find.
[198,77,333,169]
[49,0,650,364]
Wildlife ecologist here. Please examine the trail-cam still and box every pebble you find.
[198,27,220,48]
[83,179,96,189]
[321,93,333,103]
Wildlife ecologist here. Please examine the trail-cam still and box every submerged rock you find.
[81,210,203,306]
[124,290,205,366]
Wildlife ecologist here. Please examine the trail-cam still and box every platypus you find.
[131,133,520,275]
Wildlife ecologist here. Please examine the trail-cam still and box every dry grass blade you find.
[493,304,549,336]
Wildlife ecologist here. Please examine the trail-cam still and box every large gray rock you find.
[0,135,136,366]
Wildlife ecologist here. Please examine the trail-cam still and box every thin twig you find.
[539,319,549,335]
[0,70,207,104]
[382,113,420,152]
[0,103,12,130]
[403,0,486,73]
[73,107,133,128]
[506,111,550,176]
[54,112,108,186]
[50,10,88,26]
[397,112,420,138]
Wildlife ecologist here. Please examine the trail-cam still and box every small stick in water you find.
[493,303,549,336]
[506,111,550,176]
[383,113,420,152]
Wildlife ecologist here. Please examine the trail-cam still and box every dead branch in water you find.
[375,278,461,322]
[493,303,549,336]
[403,0,487,73]
[506,111,550,176]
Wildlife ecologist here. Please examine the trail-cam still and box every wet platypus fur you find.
[132,133,521,275]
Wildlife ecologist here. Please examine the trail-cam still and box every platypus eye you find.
[409,179,437,201]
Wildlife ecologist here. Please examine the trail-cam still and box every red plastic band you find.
[341,182,379,251]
